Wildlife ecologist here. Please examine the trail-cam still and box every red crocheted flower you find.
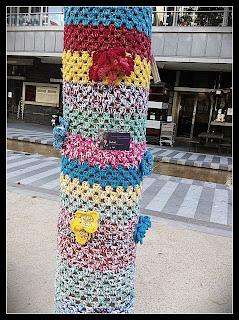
[89,48,134,86]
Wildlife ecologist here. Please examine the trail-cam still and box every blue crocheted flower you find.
[134,215,151,244]
[53,117,70,149]
[141,151,153,176]
[59,116,70,129]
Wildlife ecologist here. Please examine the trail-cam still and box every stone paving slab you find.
[7,149,232,237]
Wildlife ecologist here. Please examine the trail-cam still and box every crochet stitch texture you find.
[64,23,151,61]
[89,48,134,85]
[64,7,152,37]
[63,80,149,116]
[62,50,151,87]
[54,6,153,314]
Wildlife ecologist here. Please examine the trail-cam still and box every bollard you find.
[51,115,57,128]
[53,7,153,314]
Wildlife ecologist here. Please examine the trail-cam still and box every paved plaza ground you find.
[6,119,233,314]
[7,149,232,238]
[7,191,232,314]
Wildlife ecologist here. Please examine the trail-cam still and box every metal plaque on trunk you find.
[98,131,130,151]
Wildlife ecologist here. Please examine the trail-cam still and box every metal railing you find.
[7,12,64,27]
[152,8,232,27]
[7,8,232,27]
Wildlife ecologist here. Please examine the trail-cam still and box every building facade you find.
[7,6,232,143]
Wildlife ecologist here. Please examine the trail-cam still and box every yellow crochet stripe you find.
[62,50,152,88]
[60,172,143,208]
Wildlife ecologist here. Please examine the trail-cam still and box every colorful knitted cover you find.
[53,6,154,314]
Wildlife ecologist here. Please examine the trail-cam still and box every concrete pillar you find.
[172,70,181,128]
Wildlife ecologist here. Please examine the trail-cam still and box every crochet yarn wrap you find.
[89,48,135,85]
[54,6,153,314]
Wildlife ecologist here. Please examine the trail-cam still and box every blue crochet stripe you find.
[61,156,143,190]
[64,7,152,38]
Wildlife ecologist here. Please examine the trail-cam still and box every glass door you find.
[193,93,210,137]
[177,93,197,138]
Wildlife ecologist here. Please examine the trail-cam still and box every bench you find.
[219,143,232,156]
[189,140,200,152]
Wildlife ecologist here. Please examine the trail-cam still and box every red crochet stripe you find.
[64,22,151,62]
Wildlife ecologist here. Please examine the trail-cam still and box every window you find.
[19,7,29,14]
[25,85,36,102]
[30,7,41,26]
[7,7,18,26]
[31,7,41,13]
[7,7,10,25]
[7,6,64,26]
[36,86,58,104]
[48,6,63,26]
[19,7,29,26]
[23,82,60,107]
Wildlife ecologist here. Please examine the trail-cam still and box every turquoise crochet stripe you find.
[64,7,152,38]
[54,255,135,313]
[55,300,134,314]
[61,156,143,190]
[63,109,146,144]
[60,190,141,224]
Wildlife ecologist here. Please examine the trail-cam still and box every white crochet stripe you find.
[62,79,149,116]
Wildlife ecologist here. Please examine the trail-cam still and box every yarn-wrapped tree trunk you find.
[54,6,153,314]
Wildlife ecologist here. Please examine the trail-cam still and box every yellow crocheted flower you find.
[70,210,99,244]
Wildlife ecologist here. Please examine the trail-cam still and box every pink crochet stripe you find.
[60,132,146,169]
[57,207,138,273]
[57,234,137,273]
